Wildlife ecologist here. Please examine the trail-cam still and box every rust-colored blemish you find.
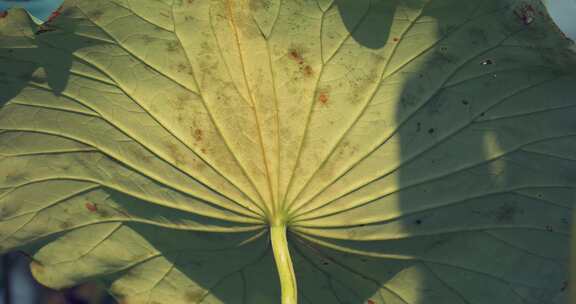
[0,11,8,18]
[318,92,329,105]
[392,37,399,42]
[201,148,207,154]
[166,142,185,165]
[303,65,313,76]
[288,49,315,76]
[289,49,304,64]
[193,128,203,141]
[85,202,98,212]
[367,300,376,304]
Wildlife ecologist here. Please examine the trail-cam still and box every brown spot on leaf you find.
[289,49,314,77]
[288,49,304,64]
[166,142,186,165]
[367,300,376,304]
[201,148,207,154]
[176,63,187,72]
[392,37,399,42]
[318,92,329,105]
[85,202,98,212]
[303,65,313,76]
[193,128,203,141]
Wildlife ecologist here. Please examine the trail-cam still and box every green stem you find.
[270,225,297,304]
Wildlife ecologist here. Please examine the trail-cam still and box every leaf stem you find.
[270,225,297,304]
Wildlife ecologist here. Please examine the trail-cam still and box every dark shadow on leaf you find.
[289,0,576,303]
[334,0,395,49]
[0,10,104,109]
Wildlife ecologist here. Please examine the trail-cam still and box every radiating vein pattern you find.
[1,0,575,303]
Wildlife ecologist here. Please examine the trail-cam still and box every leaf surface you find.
[1,0,575,303]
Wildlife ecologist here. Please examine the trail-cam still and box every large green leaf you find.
[1,0,575,303]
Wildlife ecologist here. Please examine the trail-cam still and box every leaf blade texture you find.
[1,1,575,303]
